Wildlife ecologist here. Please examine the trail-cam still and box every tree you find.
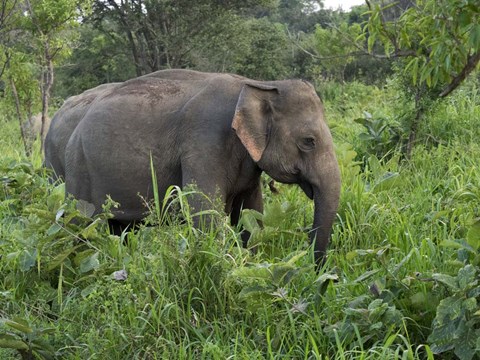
[0,0,91,154]
[362,0,480,156]
[273,0,331,33]
[313,22,362,81]
[0,0,18,78]
[1,0,41,154]
[365,0,480,98]
[54,22,136,98]
[22,0,92,151]
[90,0,275,76]
[227,19,291,80]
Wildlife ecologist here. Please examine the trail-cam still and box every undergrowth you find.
[1,81,479,359]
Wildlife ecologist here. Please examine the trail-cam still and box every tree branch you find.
[440,50,480,98]
[0,49,10,78]
[287,26,415,61]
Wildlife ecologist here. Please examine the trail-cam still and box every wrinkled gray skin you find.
[45,70,209,179]
[46,69,341,264]
[44,83,119,179]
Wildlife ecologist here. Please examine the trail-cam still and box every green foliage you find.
[229,19,291,80]
[54,23,135,98]
[239,198,308,259]
[1,80,480,358]
[1,1,480,356]
[90,0,276,75]
[324,297,403,348]
[428,264,480,359]
[314,22,363,81]
[22,0,90,35]
[0,51,41,118]
[0,317,57,359]
[365,0,480,96]
[354,111,404,159]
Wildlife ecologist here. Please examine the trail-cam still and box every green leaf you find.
[315,272,339,284]
[315,272,339,296]
[428,296,464,353]
[463,297,477,312]
[285,251,307,266]
[238,285,274,302]
[47,183,65,210]
[19,249,37,272]
[458,11,472,28]
[439,239,464,249]
[468,24,480,50]
[263,202,286,227]
[405,57,419,85]
[271,263,296,285]
[367,31,376,53]
[239,209,263,233]
[354,269,381,283]
[453,324,478,360]
[5,317,33,334]
[46,245,80,271]
[46,223,62,236]
[78,252,100,274]
[76,199,95,218]
[466,220,480,251]
[467,286,480,298]
[353,117,369,127]
[30,336,56,353]
[371,172,400,193]
[457,265,477,291]
[0,334,28,350]
[230,264,271,281]
[432,273,459,291]
[81,219,100,239]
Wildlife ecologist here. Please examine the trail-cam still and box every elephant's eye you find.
[298,137,316,151]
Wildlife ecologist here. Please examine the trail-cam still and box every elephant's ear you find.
[232,83,278,162]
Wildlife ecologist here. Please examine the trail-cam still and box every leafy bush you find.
[353,111,404,160]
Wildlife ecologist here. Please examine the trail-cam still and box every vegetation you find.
[1,0,480,359]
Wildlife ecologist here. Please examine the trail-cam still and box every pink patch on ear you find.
[232,110,263,162]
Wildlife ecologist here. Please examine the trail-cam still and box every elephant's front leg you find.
[230,182,263,247]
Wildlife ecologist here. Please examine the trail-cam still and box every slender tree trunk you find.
[10,79,29,155]
[40,43,54,154]
[127,30,143,76]
[406,90,423,159]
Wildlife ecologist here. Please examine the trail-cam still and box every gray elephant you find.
[45,69,341,264]
[45,70,213,179]
[23,113,51,142]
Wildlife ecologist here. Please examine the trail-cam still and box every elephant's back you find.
[44,83,120,178]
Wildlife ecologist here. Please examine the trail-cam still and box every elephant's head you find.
[232,80,341,265]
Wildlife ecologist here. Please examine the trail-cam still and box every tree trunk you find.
[10,79,30,156]
[405,89,423,159]
[40,43,54,154]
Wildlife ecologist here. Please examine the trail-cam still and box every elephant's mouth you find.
[299,181,314,200]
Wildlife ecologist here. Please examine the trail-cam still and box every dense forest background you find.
[1,0,478,156]
[1,0,394,101]
[1,1,480,359]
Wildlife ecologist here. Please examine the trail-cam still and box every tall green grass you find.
[1,81,479,359]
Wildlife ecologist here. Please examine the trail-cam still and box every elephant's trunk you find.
[310,154,341,267]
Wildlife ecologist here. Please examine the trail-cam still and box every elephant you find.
[44,83,120,179]
[45,69,211,180]
[45,69,341,264]
[23,113,51,142]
